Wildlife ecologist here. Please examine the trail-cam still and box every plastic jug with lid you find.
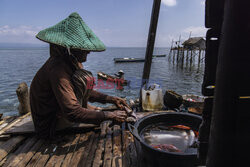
[141,84,163,111]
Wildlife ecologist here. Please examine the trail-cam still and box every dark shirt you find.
[30,56,107,138]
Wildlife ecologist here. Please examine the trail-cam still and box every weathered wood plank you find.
[0,141,4,148]
[0,113,30,136]
[61,134,81,167]
[17,139,44,167]
[31,142,57,167]
[0,117,17,131]
[3,116,34,135]
[103,126,113,167]
[3,137,38,167]
[0,137,32,166]
[26,140,56,167]
[0,135,11,141]
[112,125,122,167]
[4,115,98,135]
[0,136,26,162]
[75,131,95,167]
[45,135,75,167]
[67,132,93,167]
[121,123,133,167]
[121,125,139,167]
[92,122,108,167]
[83,132,100,167]
[53,135,76,167]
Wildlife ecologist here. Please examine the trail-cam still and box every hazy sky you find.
[0,0,206,47]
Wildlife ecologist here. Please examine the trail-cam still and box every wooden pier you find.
[0,111,172,167]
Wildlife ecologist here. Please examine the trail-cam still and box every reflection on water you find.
[0,47,204,116]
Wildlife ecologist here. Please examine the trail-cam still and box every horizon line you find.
[0,43,170,48]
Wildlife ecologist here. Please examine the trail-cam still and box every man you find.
[115,70,125,79]
[30,12,129,138]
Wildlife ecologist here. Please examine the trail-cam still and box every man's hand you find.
[107,96,130,110]
[105,110,127,123]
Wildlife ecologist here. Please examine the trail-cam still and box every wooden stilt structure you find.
[168,36,206,66]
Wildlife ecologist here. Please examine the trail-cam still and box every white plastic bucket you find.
[142,84,163,111]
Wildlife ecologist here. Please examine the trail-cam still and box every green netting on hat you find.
[36,12,106,52]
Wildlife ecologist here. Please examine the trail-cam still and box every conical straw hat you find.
[36,12,106,52]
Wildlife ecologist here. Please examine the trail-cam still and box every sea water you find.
[0,47,204,117]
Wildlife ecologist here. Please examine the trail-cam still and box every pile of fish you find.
[124,106,137,123]
[123,99,138,123]
[186,98,197,102]
[142,124,199,153]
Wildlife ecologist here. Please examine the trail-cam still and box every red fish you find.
[193,130,199,137]
[169,125,191,130]
[152,144,182,152]
[169,125,199,137]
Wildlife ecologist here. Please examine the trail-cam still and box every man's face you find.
[71,49,90,63]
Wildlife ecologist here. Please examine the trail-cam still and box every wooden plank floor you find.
[0,114,139,167]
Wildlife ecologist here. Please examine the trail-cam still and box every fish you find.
[126,117,136,123]
[124,106,137,123]
[193,130,199,137]
[169,125,199,137]
[124,106,133,114]
[151,144,182,152]
[169,125,191,130]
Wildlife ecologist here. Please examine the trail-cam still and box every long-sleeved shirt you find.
[30,55,108,138]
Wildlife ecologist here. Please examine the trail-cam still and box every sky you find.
[0,0,206,47]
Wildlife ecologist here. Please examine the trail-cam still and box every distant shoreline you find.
[0,43,48,49]
[0,43,170,49]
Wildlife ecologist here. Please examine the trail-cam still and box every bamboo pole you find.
[141,0,162,88]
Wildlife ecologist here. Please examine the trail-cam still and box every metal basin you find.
[128,112,202,167]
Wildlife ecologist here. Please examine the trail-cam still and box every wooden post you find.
[168,39,173,60]
[16,82,31,115]
[198,49,201,65]
[181,48,185,65]
[186,49,189,63]
[176,35,181,63]
[172,50,175,64]
[141,0,162,88]
[206,1,250,166]
[202,50,205,62]
[190,49,193,65]
[176,48,179,63]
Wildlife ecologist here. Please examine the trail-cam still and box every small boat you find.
[97,71,129,85]
[153,54,166,57]
[114,57,145,63]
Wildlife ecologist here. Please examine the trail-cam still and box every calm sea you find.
[0,47,204,117]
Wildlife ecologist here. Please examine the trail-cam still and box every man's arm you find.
[50,68,106,124]
[88,90,110,104]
